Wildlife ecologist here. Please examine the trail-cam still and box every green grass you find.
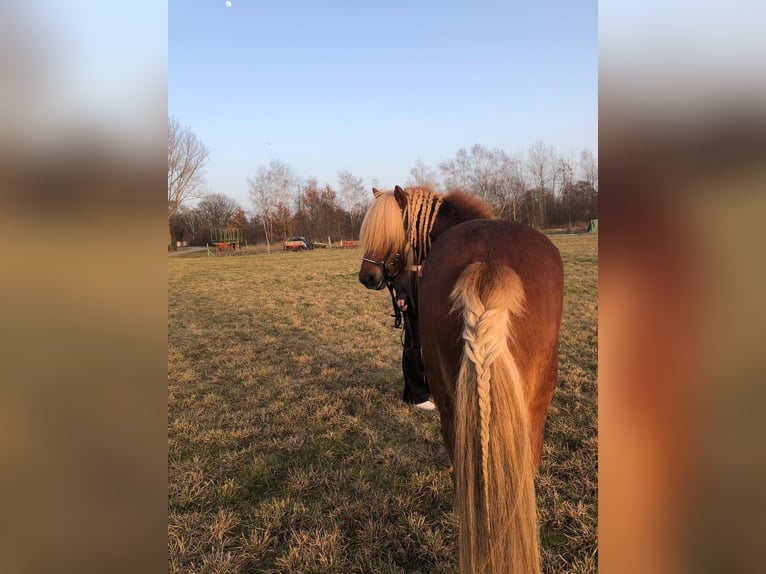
[168,235,597,573]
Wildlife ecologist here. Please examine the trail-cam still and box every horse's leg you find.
[423,355,456,466]
[527,345,559,470]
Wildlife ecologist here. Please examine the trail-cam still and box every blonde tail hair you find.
[450,262,540,574]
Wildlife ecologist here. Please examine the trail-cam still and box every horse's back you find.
[423,219,561,287]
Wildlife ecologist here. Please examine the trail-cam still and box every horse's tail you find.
[450,262,540,574]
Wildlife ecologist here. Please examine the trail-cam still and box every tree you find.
[231,208,248,232]
[577,147,598,222]
[168,205,203,245]
[561,180,597,224]
[247,160,300,254]
[439,147,470,192]
[169,209,188,246]
[167,116,209,248]
[181,207,201,244]
[196,193,241,230]
[295,178,322,239]
[407,159,440,190]
[526,141,557,227]
[337,170,368,238]
[438,145,526,221]
[579,147,598,192]
[556,157,575,228]
[491,151,526,221]
[272,202,294,242]
[319,184,344,241]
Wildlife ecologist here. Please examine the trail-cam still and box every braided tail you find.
[450,262,541,574]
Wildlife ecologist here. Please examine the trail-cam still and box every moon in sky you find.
[225,1,232,6]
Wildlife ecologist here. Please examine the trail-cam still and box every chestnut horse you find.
[358,186,563,574]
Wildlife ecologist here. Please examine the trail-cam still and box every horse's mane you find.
[359,191,405,256]
[404,187,445,265]
[442,190,496,221]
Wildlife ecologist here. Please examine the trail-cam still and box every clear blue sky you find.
[169,0,597,209]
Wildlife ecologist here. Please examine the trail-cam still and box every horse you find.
[358,185,564,574]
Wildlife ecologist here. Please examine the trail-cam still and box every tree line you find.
[168,117,598,249]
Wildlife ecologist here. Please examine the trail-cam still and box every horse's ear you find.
[372,187,381,198]
[394,185,407,210]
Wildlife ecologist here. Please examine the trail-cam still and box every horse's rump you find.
[419,219,564,443]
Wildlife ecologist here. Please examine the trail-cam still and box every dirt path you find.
[168,247,206,257]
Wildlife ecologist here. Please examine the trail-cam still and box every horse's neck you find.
[404,191,491,265]
[428,196,486,243]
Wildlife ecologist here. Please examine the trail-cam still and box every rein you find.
[360,253,424,331]
[361,253,404,328]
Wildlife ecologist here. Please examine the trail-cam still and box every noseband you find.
[361,252,401,282]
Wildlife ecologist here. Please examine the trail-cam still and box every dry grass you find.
[168,234,597,573]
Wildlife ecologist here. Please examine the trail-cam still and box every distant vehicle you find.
[283,237,314,251]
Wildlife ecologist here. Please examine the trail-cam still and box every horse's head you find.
[358,185,410,290]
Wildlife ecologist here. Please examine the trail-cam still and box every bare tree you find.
[181,206,201,244]
[438,145,526,220]
[196,193,241,230]
[556,157,575,228]
[169,205,201,245]
[169,209,187,246]
[407,159,440,190]
[247,159,299,254]
[168,116,209,248]
[526,141,557,227]
[492,151,527,221]
[337,170,368,237]
[439,147,470,192]
[579,147,598,191]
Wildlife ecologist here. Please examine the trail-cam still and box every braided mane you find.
[403,187,445,265]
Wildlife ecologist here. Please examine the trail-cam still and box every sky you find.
[169,0,597,209]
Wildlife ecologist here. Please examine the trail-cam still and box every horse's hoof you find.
[413,400,436,411]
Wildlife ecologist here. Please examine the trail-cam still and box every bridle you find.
[361,250,405,328]
[361,251,402,282]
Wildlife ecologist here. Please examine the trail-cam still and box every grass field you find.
[168,234,597,573]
